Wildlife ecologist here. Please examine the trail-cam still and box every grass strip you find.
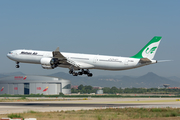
[0,108,180,120]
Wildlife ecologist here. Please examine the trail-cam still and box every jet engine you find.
[40,58,58,69]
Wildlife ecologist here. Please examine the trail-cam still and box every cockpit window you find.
[9,52,13,54]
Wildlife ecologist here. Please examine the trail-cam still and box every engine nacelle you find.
[41,65,54,69]
[40,58,58,69]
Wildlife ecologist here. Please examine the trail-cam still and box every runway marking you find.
[99,100,177,104]
[75,100,178,104]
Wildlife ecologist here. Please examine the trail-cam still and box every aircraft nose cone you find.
[7,53,10,58]
[7,53,12,59]
[7,53,9,57]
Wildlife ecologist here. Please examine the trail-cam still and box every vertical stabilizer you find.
[131,36,162,60]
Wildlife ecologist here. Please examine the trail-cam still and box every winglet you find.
[53,47,66,59]
[55,47,59,51]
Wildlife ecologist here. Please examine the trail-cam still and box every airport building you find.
[0,75,71,95]
[96,90,103,94]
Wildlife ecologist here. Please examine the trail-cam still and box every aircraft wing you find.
[52,47,79,68]
[74,62,94,69]
[52,47,94,69]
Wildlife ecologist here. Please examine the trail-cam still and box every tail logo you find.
[1,87,4,91]
[43,87,48,92]
[145,47,157,54]
[23,76,27,80]
[142,41,160,59]
[131,36,161,59]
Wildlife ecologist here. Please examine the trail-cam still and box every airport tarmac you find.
[0,98,180,114]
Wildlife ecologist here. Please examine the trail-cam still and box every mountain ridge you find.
[0,71,179,88]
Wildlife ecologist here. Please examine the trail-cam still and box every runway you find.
[0,103,150,107]
[0,98,180,114]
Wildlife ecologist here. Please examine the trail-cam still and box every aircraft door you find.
[93,56,98,63]
[124,59,128,65]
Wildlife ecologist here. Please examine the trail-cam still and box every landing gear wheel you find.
[16,65,20,68]
[87,73,93,77]
[72,72,78,76]
[78,72,83,75]
[15,62,20,68]
[69,70,73,74]
[84,71,88,74]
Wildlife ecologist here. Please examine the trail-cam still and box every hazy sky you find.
[0,1,179,77]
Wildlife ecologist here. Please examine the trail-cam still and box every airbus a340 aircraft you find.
[7,36,163,77]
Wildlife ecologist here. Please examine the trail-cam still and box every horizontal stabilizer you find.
[157,60,172,63]
[139,58,152,64]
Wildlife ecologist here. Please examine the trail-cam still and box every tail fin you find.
[131,36,162,60]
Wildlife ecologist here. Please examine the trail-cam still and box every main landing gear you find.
[69,69,93,77]
[15,62,20,68]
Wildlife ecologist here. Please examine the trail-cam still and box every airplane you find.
[7,36,163,77]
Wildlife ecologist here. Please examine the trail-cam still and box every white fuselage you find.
[7,49,155,71]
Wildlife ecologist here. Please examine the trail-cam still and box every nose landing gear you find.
[15,62,20,68]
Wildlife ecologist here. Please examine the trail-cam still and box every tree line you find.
[71,84,180,94]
